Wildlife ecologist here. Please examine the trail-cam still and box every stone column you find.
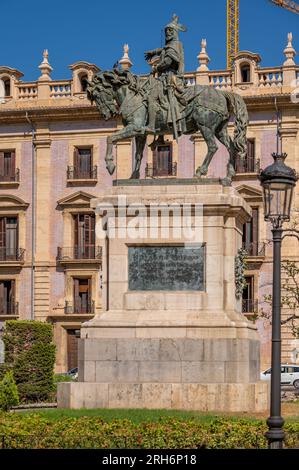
[34,125,51,321]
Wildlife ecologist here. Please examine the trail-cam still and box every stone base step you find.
[58,381,269,413]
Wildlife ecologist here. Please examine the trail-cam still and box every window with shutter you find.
[73,214,95,259]
[0,151,16,181]
[246,139,255,172]
[73,278,92,313]
[6,217,18,259]
[0,218,6,261]
[0,282,4,314]
[73,278,80,313]
[242,208,259,256]
[0,280,15,314]
[242,276,255,313]
[153,145,172,176]
[73,147,92,179]
[0,216,18,260]
[235,139,256,173]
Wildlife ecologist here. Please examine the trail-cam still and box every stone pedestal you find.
[58,180,269,412]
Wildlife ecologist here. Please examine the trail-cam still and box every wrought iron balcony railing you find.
[0,169,20,182]
[145,162,177,178]
[57,246,102,261]
[67,166,97,180]
[0,248,25,262]
[64,300,95,315]
[242,242,266,257]
[242,299,258,314]
[235,158,260,174]
[0,302,19,315]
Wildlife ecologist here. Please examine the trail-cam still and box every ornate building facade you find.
[0,37,298,372]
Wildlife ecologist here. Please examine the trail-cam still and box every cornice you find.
[280,127,298,138]
[0,91,296,125]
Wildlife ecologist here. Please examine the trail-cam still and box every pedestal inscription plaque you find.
[128,245,205,291]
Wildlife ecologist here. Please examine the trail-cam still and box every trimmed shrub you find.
[0,371,19,411]
[3,321,53,364]
[2,321,56,402]
[0,415,298,449]
[0,363,13,381]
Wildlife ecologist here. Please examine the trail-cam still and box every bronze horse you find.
[86,70,248,183]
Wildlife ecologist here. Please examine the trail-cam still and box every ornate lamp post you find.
[260,153,298,449]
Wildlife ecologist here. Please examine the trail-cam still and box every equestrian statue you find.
[86,15,249,184]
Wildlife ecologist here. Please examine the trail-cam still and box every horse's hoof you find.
[106,162,116,175]
[130,172,140,180]
[222,177,232,187]
[195,167,207,177]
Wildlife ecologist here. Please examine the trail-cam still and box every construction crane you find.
[271,0,299,14]
[227,0,299,69]
[227,0,240,70]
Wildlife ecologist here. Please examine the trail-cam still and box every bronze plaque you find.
[128,245,205,291]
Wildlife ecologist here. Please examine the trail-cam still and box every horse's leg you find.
[216,121,236,184]
[106,135,116,175]
[195,125,218,177]
[106,124,146,177]
[131,135,146,179]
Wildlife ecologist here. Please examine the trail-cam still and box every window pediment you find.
[57,191,96,208]
[236,184,263,202]
[0,195,29,210]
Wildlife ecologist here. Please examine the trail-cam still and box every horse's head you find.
[87,68,140,120]
[86,70,121,120]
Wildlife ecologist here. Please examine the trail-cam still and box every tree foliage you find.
[263,260,299,338]
[2,321,56,402]
[0,371,19,411]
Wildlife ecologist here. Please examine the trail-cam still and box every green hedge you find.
[2,321,56,402]
[0,371,19,411]
[0,415,298,449]
[3,321,54,364]
[0,363,13,381]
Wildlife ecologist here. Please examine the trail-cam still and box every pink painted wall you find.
[0,131,33,318]
[207,141,228,179]
[178,135,194,178]
[49,120,117,309]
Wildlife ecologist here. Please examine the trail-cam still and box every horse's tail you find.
[222,91,249,160]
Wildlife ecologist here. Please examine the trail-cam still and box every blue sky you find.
[2,0,299,80]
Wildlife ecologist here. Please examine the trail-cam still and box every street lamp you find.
[260,153,298,449]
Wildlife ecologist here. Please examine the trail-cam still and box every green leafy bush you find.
[3,321,53,364]
[2,321,56,402]
[0,414,298,449]
[0,371,19,411]
[0,363,13,381]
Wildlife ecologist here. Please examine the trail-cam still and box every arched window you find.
[3,78,11,96]
[78,73,88,92]
[240,63,251,83]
